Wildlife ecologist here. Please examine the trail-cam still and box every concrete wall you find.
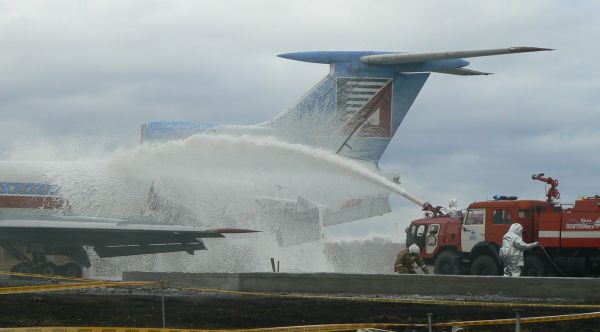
[123,272,600,300]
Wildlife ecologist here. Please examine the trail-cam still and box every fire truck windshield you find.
[465,209,485,225]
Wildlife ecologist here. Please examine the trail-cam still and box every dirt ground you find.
[1,283,600,332]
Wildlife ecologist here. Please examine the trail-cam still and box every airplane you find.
[139,47,552,246]
[0,180,256,277]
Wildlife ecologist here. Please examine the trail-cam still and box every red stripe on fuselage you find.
[0,195,66,209]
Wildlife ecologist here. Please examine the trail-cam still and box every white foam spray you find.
[107,134,425,207]
[1,134,423,275]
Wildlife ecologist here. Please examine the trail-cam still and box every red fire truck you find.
[405,174,600,277]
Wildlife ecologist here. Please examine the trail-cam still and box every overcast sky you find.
[1,1,599,242]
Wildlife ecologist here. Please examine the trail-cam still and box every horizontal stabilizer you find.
[322,194,391,227]
[435,67,492,76]
[360,47,553,65]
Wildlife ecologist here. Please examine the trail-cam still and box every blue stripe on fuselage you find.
[0,182,59,196]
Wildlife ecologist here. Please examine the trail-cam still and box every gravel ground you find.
[1,277,600,331]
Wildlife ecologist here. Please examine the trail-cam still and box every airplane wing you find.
[0,216,257,258]
[359,47,553,65]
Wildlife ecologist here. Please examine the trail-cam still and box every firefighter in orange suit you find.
[394,244,429,274]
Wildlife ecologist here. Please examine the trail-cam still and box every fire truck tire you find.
[11,262,35,274]
[524,255,547,277]
[58,263,83,278]
[469,255,499,276]
[37,262,58,276]
[434,251,459,275]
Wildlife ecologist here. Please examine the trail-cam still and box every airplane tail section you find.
[263,60,429,162]
[141,47,551,163]
[264,47,551,163]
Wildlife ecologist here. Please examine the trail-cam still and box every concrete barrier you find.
[122,272,600,300]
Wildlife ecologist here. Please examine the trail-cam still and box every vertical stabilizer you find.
[265,51,430,162]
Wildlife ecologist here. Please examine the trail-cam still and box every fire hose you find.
[537,244,567,277]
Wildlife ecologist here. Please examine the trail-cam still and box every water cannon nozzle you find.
[422,202,444,217]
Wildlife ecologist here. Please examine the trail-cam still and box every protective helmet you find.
[509,223,523,236]
[408,244,420,255]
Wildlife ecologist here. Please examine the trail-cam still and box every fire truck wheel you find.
[58,263,83,278]
[434,251,459,275]
[11,262,35,274]
[524,255,547,277]
[469,255,499,276]
[36,262,58,276]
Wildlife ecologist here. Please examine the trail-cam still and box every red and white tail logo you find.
[335,78,392,138]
